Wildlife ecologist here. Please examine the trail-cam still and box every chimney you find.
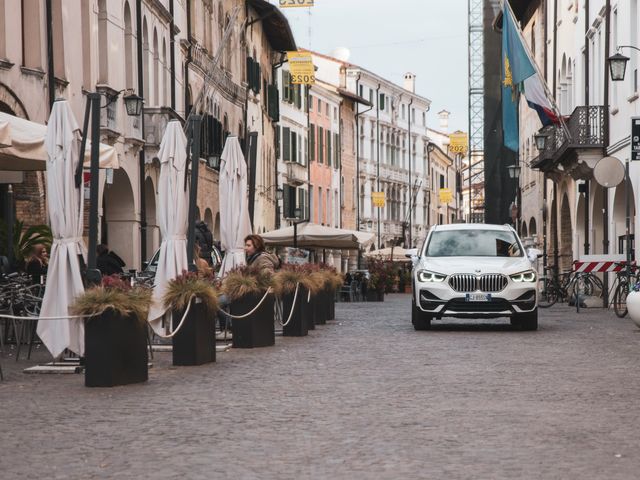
[438,110,450,133]
[403,72,416,93]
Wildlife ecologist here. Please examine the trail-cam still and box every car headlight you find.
[510,270,536,282]
[417,270,447,282]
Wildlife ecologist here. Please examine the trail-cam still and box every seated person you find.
[96,244,126,276]
[25,244,48,283]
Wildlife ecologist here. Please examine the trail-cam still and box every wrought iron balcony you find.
[532,106,605,178]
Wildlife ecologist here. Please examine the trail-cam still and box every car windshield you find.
[425,229,523,257]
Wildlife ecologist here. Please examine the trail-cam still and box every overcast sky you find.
[276,0,469,133]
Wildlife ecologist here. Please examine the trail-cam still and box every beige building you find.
[0,0,295,268]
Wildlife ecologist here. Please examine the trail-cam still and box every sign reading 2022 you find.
[279,0,314,8]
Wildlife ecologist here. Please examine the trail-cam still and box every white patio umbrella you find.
[218,136,252,277]
[147,121,190,335]
[0,117,10,147]
[37,100,87,358]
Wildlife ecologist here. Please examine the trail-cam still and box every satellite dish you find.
[593,156,625,188]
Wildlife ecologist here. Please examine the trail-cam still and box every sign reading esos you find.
[279,0,314,8]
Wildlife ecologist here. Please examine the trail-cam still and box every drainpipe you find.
[408,98,413,247]
[376,84,380,248]
[45,0,55,111]
[584,0,590,256]
[136,0,147,265]
[602,0,611,308]
[551,0,558,272]
[169,0,176,110]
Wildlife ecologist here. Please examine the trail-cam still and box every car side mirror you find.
[526,248,542,263]
[142,261,149,270]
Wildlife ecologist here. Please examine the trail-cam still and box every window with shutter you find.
[246,57,254,89]
[295,84,301,109]
[283,184,291,218]
[291,132,297,163]
[318,127,323,164]
[282,70,289,102]
[275,126,280,160]
[309,124,315,162]
[283,127,290,161]
[334,132,340,168]
[379,93,385,110]
[327,131,332,168]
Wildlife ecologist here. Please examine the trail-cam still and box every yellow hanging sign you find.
[286,52,315,85]
[449,132,468,154]
[439,188,453,204]
[372,191,386,208]
[279,0,314,7]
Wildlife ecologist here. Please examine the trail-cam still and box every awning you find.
[262,222,374,249]
[0,112,119,171]
[247,0,297,52]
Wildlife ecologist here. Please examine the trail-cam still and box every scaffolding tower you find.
[467,0,485,223]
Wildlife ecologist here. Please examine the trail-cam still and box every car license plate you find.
[466,293,491,302]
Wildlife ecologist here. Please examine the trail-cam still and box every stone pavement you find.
[2,295,640,479]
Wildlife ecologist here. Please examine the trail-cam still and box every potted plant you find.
[366,258,388,302]
[164,271,219,366]
[626,282,640,329]
[222,267,275,348]
[72,275,151,387]
[273,265,318,336]
[402,270,413,294]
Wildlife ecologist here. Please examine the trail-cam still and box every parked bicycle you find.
[538,265,602,308]
[611,263,639,318]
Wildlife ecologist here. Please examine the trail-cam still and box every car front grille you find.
[448,274,508,293]
[445,297,512,313]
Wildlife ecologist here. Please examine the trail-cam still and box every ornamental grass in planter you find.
[164,271,219,366]
[366,258,393,302]
[222,266,275,348]
[71,275,151,388]
[272,265,320,337]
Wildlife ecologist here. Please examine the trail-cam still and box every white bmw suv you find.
[412,223,538,331]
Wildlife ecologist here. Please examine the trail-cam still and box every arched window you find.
[153,28,159,106]
[124,2,134,89]
[98,0,108,82]
[143,18,150,103]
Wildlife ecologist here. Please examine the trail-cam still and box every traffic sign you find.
[632,117,640,160]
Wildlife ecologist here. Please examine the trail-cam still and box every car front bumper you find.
[415,282,537,318]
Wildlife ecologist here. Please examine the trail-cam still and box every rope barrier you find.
[220,288,273,319]
[154,295,194,339]
[0,313,90,321]
[279,283,300,327]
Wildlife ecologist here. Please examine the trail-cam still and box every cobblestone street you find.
[2,294,640,479]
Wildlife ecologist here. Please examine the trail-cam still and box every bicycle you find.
[611,264,639,318]
[538,265,600,308]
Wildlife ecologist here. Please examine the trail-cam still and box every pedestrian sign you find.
[439,188,453,204]
[286,52,315,85]
[372,191,385,208]
[632,117,640,160]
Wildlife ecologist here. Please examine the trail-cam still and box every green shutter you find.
[291,132,297,163]
[282,70,289,102]
[334,132,340,168]
[379,93,385,110]
[309,124,315,162]
[318,126,323,164]
[327,131,332,168]
[283,127,290,161]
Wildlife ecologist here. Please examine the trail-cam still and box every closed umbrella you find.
[147,121,189,335]
[37,100,86,358]
[218,136,252,277]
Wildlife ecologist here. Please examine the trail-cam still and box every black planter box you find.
[366,290,385,302]
[314,292,327,325]
[85,310,148,387]
[282,286,308,337]
[302,290,315,330]
[172,301,215,366]
[329,289,336,320]
[230,292,275,348]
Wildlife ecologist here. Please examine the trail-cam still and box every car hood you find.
[419,256,532,275]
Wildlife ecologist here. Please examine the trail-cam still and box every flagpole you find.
[502,0,572,142]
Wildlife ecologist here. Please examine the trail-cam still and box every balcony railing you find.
[285,161,307,186]
[537,105,605,167]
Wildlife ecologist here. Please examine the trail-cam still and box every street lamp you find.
[123,92,144,116]
[609,52,630,82]
[506,163,521,179]
[534,133,547,151]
